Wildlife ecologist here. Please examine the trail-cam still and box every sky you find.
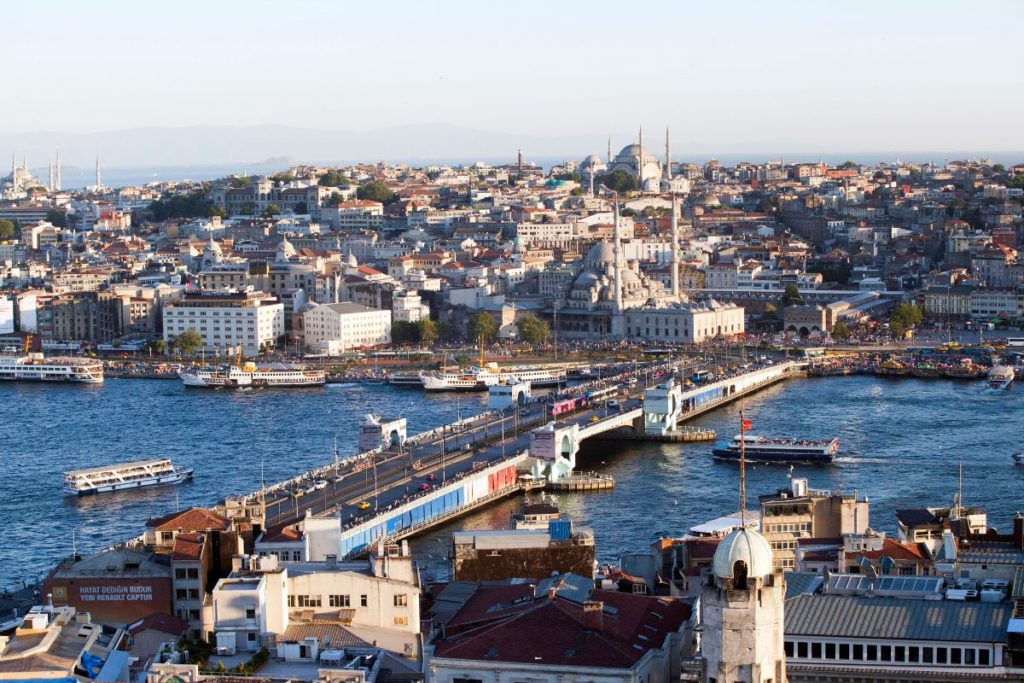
[5,0,1024,156]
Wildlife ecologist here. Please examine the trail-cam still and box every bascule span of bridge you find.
[247,361,804,560]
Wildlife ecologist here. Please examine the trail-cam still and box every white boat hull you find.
[65,469,193,496]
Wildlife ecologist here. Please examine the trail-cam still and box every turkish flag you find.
[741,419,752,431]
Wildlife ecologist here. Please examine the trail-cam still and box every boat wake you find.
[328,383,361,389]
[833,456,886,464]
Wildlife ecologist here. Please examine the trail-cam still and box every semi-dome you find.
[712,527,773,580]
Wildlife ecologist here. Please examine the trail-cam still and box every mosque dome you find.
[346,249,359,267]
[276,237,296,261]
[614,144,658,165]
[585,241,614,265]
[712,527,774,581]
[698,192,721,207]
[204,238,222,255]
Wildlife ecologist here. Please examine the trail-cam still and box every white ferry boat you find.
[712,435,840,463]
[421,363,565,391]
[64,458,193,496]
[180,361,326,388]
[0,353,104,383]
[387,372,424,387]
[987,365,1015,390]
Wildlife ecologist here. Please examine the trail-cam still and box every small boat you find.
[713,434,839,464]
[64,458,193,496]
[1013,452,1024,466]
[987,365,1015,390]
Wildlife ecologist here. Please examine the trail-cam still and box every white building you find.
[625,300,745,344]
[391,290,430,323]
[163,290,284,356]
[211,545,420,659]
[303,302,391,355]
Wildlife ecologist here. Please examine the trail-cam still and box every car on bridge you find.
[419,483,433,491]
[357,501,371,510]
[608,400,620,410]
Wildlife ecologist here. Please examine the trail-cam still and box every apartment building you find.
[163,290,284,355]
[302,302,391,354]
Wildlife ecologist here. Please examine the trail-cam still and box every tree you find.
[467,312,499,343]
[390,321,419,345]
[831,321,851,341]
[229,176,252,188]
[262,204,281,218]
[620,207,637,217]
[840,160,857,169]
[890,302,923,338]
[993,163,1006,174]
[357,181,397,204]
[1009,174,1024,190]
[149,192,215,221]
[318,169,355,187]
[173,329,203,357]
[45,209,67,228]
[781,284,803,306]
[293,202,308,214]
[0,220,15,241]
[763,303,778,319]
[516,315,550,344]
[596,170,638,193]
[146,339,166,355]
[208,205,227,218]
[570,187,584,197]
[417,318,439,346]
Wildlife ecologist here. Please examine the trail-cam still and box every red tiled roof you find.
[846,538,929,563]
[262,523,302,543]
[147,507,229,532]
[171,533,205,561]
[128,612,190,636]
[434,590,689,668]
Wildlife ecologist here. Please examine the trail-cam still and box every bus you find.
[1007,338,1024,348]
[799,347,827,358]
[691,370,711,383]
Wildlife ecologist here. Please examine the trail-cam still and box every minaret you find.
[10,153,16,193]
[589,169,595,197]
[607,135,612,164]
[95,155,101,190]
[637,125,644,190]
[23,154,27,172]
[665,126,672,180]
[611,202,624,337]
[671,194,680,299]
[517,148,523,177]
[48,162,54,192]
[55,150,62,191]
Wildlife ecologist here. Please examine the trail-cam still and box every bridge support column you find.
[527,422,580,483]
[642,379,684,437]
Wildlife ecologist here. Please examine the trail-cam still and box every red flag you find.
[741,418,752,431]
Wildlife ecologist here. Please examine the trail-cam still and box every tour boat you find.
[987,365,1015,390]
[421,363,565,391]
[180,361,325,388]
[64,458,193,496]
[0,353,104,384]
[387,372,424,387]
[712,435,840,463]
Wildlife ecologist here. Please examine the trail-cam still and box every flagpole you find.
[740,409,746,528]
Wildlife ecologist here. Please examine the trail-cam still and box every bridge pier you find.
[358,414,407,452]
[642,378,685,437]
[527,422,580,483]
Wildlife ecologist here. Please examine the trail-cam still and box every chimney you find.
[1014,512,1023,550]
[547,586,557,601]
[231,555,243,572]
[326,554,337,570]
[583,601,604,632]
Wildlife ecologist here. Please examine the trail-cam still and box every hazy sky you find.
[6,0,1024,151]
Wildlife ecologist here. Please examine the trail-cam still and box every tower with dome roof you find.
[700,522,787,682]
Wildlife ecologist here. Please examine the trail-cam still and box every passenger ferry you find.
[712,434,840,463]
[0,352,104,383]
[64,458,193,496]
[180,361,326,388]
[421,363,565,391]
[388,372,424,387]
[987,365,1015,390]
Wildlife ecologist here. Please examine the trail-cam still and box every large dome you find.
[615,144,658,165]
[585,241,614,265]
[581,154,604,168]
[712,527,773,580]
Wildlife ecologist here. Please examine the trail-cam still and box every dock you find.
[545,472,615,491]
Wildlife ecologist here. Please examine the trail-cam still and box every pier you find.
[239,360,806,560]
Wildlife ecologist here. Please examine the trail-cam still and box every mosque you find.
[580,126,689,193]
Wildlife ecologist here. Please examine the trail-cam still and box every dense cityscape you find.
[4,3,1024,683]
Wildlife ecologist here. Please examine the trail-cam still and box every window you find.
[247,632,256,642]
[895,646,905,662]
[360,594,368,607]
[161,532,174,543]
[811,642,822,659]
[393,594,408,607]
[839,643,849,660]
[937,647,947,664]
[979,649,990,666]
[295,595,321,608]
[187,568,199,579]
[175,568,187,580]
[825,643,836,659]
[923,647,933,663]
[853,644,863,660]
[784,641,794,657]
[797,642,808,658]
[965,648,975,665]
[908,646,919,663]
[175,589,187,600]
[329,595,350,608]
[951,648,961,664]
[881,645,891,662]
[393,616,408,626]
[245,608,256,620]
